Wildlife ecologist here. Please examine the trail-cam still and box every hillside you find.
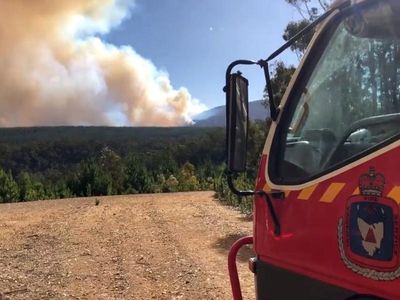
[0,126,226,203]
[193,100,269,127]
[0,124,265,204]
[0,126,223,144]
[0,126,225,174]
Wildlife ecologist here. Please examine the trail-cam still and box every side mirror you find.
[227,72,249,173]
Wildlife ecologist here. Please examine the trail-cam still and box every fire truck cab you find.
[225,0,400,299]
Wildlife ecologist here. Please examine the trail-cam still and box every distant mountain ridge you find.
[193,100,269,127]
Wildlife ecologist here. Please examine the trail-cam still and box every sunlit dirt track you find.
[0,192,254,299]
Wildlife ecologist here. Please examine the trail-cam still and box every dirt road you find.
[0,192,254,299]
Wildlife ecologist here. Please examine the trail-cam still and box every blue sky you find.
[105,0,300,110]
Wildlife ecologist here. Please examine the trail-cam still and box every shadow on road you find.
[237,215,253,222]
[212,233,254,263]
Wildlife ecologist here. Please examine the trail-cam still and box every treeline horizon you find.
[0,126,228,203]
[0,124,266,204]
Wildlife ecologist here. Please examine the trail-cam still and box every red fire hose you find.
[228,236,254,300]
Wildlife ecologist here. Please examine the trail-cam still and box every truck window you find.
[270,5,400,184]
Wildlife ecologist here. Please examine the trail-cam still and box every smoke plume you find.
[0,0,206,126]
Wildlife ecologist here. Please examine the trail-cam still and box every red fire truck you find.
[224,0,400,299]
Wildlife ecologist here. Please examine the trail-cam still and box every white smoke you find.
[0,0,206,126]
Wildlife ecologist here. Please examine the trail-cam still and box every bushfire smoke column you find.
[0,0,206,127]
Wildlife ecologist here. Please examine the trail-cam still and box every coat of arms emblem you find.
[338,167,400,280]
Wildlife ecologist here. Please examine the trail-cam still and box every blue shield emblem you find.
[349,201,394,261]
[340,167,400,275]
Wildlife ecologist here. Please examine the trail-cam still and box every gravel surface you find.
[0,191,254,299]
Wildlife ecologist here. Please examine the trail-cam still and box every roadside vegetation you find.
[214,121,267,214]
[0,127,227,203]
[0,123,267,215]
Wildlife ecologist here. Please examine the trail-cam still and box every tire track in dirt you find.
[138,197,218,299]
[0,201,94,299]
[0,192,254,300]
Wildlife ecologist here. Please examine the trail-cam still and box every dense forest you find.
[0,127,224,202]
[0,125,266,206]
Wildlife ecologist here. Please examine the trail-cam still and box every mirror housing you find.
[226,72,249,173]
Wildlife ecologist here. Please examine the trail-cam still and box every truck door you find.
[256,2,400,299]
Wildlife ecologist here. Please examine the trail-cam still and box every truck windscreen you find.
[270,1,400,184]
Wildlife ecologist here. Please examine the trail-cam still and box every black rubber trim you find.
[255,260,383,300]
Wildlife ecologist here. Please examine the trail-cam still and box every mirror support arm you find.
[224,1,352,123]
[222,1,354,238]
[227,172,255,197]
[223,60,258,93]
[224,60,284,236]
[265,1,350,62]
[227,172,281,236]
[223,59,280,123]
[262,192,281,236]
